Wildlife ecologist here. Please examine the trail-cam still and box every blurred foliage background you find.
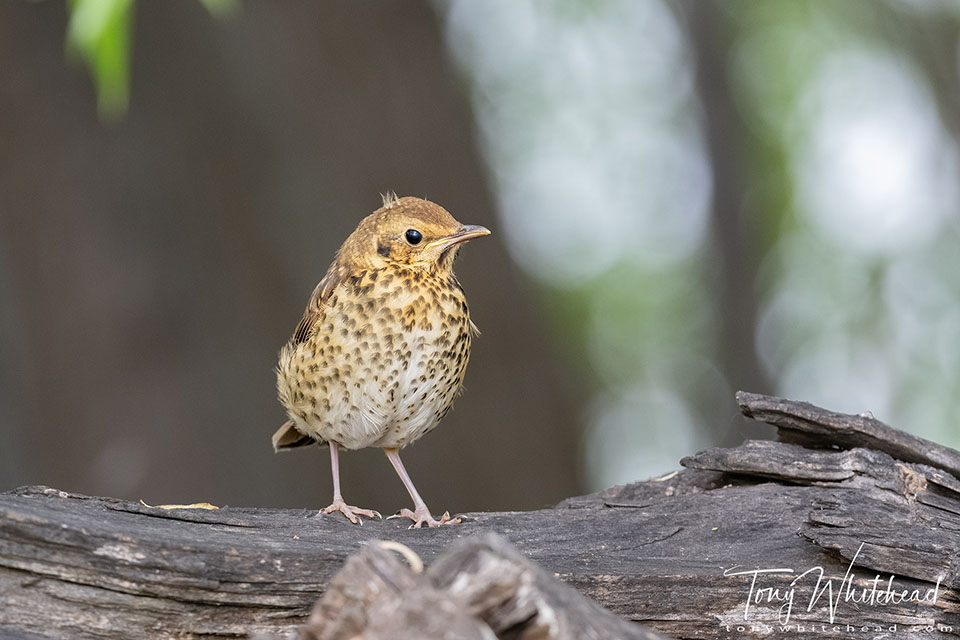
[2,0,959,512]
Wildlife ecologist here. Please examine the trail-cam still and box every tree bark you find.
[298,535,670,640]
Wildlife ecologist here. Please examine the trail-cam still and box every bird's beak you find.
[426,224,491,251]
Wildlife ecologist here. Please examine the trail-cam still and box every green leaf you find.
[66,0,135,122]
[199,0,239,18]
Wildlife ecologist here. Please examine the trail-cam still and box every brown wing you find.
[291,262,346,345]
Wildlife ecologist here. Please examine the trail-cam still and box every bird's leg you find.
[320,442,381,524]
[384,447,461,528]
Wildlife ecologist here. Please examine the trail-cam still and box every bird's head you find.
[339,194,490,273]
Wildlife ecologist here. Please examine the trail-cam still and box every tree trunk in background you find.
[678,0,771,444]
[0,1,583,512]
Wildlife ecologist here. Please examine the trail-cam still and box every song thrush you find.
[274,194,490,528]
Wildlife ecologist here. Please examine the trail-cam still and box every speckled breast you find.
[278,266,473,450]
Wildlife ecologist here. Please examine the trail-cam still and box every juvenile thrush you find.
[274,194,490,528]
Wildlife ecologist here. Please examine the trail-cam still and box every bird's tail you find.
[272,420,316,452]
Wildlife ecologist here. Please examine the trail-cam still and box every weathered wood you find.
[737,391,960,478]
[300,535,669,640]
[682,441,960,584]
[1,393,959,638]
[427,534,670,640]
[300,542,495,640]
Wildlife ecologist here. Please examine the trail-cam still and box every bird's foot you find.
[320,499,381,525]
[390,507,462,529]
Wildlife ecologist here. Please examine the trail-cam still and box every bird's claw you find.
[391,507,462,529]
[320,499,382,525]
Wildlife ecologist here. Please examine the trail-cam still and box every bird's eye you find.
[405,229,423,245]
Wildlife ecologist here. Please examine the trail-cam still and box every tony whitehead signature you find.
[724,543,942,624]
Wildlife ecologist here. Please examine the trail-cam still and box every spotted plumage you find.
[274,195,489,527]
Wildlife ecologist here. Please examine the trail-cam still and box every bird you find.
[273,193,490,528]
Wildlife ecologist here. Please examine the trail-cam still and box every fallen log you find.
[0,392,958,638]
